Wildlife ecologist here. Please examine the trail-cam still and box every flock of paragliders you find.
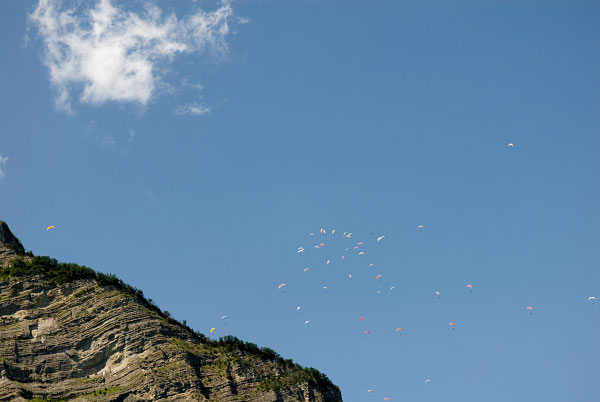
[272,142,595,400]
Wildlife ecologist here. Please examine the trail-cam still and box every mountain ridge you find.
[0,221,342,402]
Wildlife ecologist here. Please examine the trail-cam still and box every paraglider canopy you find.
[46,226,55,231]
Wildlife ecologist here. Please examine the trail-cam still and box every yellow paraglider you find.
[210,328,216,333]
[46,226,55,231]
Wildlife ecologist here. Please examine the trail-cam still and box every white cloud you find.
[29,0,235,113]
[175,102,211,116]
[0,155,8,181]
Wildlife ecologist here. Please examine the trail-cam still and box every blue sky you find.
[1,1,599,401]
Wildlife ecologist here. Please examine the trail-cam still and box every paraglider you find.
[308,232,315,237]
[364,331,371,334]
[296,306,301,312]
[46,226,55,231]
[320,228,326,234]
[348,274,352,279]
[360,317,365,321]
[210,328,216,333]
[390,286,396,292]
[417,225,424,229]
[323,286,328,292]
[303,267,310,272]
[369,263,375,268]
[435,291,441,298]
[466,284,473,289]
[346,233,352,238]
[425,379,431,384]
[305,320,311,325]
[377,235,385,242]
[221,315,228,320]
[508,142,514,148]
[331,229,335,235]
[341,256,345,261]
[449,322,456,329]
[326,260,331,265]
[297,247,304,254]
[367,389,374,394]
[376,274,383,280]
[278,283,287,290]
[526,306,534,314]
[358,251,365,256]
[589,296,597,304]
[395,328,403,333]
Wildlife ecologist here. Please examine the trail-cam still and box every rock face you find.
[0,221,24,265]
[0,223,342,402]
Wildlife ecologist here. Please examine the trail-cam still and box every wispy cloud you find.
[175,102,211,116]
[0,155,8,182]
[96,134,117,148]
[29,0,236,113]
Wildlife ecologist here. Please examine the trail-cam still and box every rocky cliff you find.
[0,222,342,402]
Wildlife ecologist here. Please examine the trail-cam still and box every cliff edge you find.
[0,222,342,402]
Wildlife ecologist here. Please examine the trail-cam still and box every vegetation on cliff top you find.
[0,255,336,391]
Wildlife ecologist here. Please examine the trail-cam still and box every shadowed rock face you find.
[0,222,343,402]
[0,221,25,265]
